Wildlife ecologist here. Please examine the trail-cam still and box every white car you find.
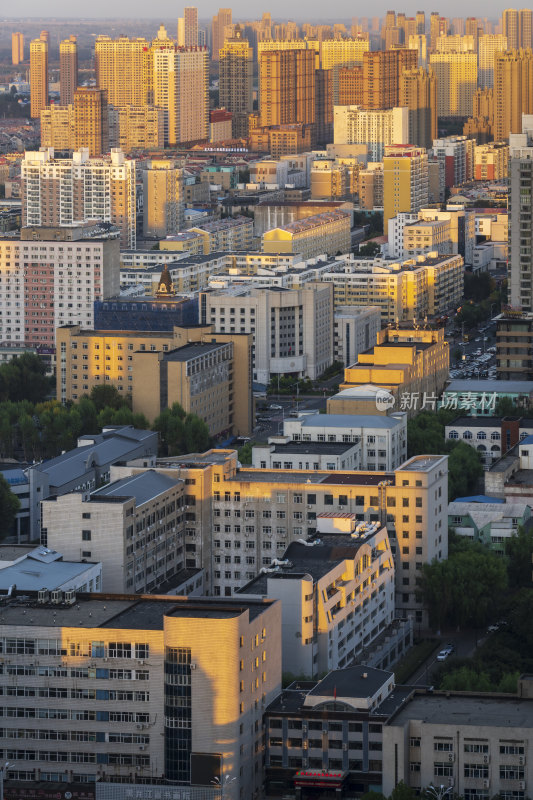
[269,404,282,410]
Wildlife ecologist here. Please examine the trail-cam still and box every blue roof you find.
[300,413,403,430]
[519,435,533,445]
[454,495,505,504]
[93,470,180,506]
[446,380,533,393]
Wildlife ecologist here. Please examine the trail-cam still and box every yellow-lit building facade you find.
[340,325,450,410]
[30,38,48,119]
[56,325,252,437]
[262,210,351,259]
[429,51,478,117]
[383,145,429,236]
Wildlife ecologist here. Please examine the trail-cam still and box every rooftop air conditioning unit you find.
[38,588,49,604]
[51,589,63,604]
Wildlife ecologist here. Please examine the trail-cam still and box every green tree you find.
[0,353,52,404]
[508,588,533,651]
[495,396,517,417]
[358,241,381,257]
[154,403,210,456]
[506,526,533,586]
[0,474,20,540]
[447,441,483,500]
[89,384,127,411]
[390,782,418,800]
[238,441,253,464]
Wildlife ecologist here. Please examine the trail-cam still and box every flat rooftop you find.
[230,469,394,486]
[92,470,181,506]
[445,379,533,393]
[388,691,533,728]
[266,441,358,455]
[0,593,274,629]
[298,413,403,430]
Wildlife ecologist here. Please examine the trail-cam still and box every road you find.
[409,628,490,686]
[254,395,328,440]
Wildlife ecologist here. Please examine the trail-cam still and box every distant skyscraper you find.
[321,37,370,104]
[509,121,533,310]
[11,32,23,65]
[211,8,232,61]
[73,88,109,157]
[501,8,532,49]
[152,46,209,145]
[143,161,184,238]
[184,7,199,47]
[494,49,533,139]
[219,25,253,138]
[40,30,49,43]
[259,48,316,129]
[59,36,78,106]
[416,11,425,34]
[430,51,478,117]
[362,49,417,110]
[30,38,48,119]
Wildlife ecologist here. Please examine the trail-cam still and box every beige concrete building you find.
[262,210,351,259]
[321,252,464,322]
[152,46,209,145]
[259,48,316,131]
[56,324,253,437]
[478,34,508,88]
[494,49,533,140]
[11,32,23,65]
[403,218,452,256]
[321,36,370,103]
[142,160,184,239]
[0,591,281,800]
[333,105,409,162]
[30,38,48,119]
[42,470,185,593]
[59,35,78,106]
[474,141,510,180]
[430,51,478,117]
[358,163,384,209]
[383,144,429,236]
[310,158,351,199]
[108,105,165,152]
[72,88,109,157]
[189,216,254,254]
[201,282,334,383]
[399,68,438,150]
[211,7,232,61]
[21,147,136,249]
[383,685,533,799]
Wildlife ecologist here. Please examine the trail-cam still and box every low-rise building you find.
[55,324,253,436]
[448,499,531,555]
[238,521,397,676]
[264,666,413,798]
[445,416,533,467]
[340,326,450,415]
[441,381,533,417]
[200,283,334,383]
[189,216,254,253]
[27,425,158,541]
[321,253,464,322]
[474,141,509,181]
[262,211,351,260]
[0,591,281,800]
[251,437,362,472]
[403,218,452,257]
[42,470,185,593]
[496,310,533,381]
[382,683,533,799]
[282,412,407,471]
[0,545,102,593]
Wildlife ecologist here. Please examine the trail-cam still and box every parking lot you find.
[448,319,498,381]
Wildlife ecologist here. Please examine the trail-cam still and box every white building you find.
[238,519,396,676]
[0,223,120,349]
[251,435,362,472]
[41,469,185,593]
[0,545,102,593]
[334,305,381,366]
[200,282,334,383]
[21,147,136,248]
[387,212,418,259]
[283,412,407,471]
[334,105,409,161]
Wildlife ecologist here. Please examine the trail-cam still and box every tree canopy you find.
[0,353,53,404]
[0,474,20,540]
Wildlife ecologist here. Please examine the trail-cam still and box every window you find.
[82,530,91,541]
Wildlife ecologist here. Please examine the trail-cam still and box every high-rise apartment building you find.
[399,68,437,149]
[502,8,533,50]
[29,38,48,119]
[416,10,426,34]
[494,49,533,140]
[143,161,184,238]
[72,88,109,156]
[211,7,232,61]
[435,34,475,52]
[259,48,316,129]
[429,51,478,117]
[219,26,253,138]
[362,49,418,110]
[0,223,120,349]
[432,135,475,186]
[11,32,23,65]
[21,148,136,249]
[429,13,448,52]
[108,105,165,152]
[408,33,427,68]
[152,46,209,146]
[334,105,409,161]
[383,144,429,235]
[321,37,370,103]
[95,35,150,107]
[338,65,363,105]
[478,34,508,88]
[59,35,78,106]
[509,121,533,310]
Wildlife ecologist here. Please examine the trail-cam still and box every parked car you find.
[269,404,282,410]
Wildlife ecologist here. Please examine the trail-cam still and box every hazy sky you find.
[8,0,505,20]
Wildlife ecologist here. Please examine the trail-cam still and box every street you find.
[254,395,328,439]
[408,628,490,686]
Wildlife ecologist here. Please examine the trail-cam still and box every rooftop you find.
[298,413,403,430]
[162,341,229,362]
[0,593,274,629]
[230,469,394,486]
[309,665,393,700]
[92,470,181,506]
[0,554,99,592]
[388,691,533,728]
[265,441,358,455]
